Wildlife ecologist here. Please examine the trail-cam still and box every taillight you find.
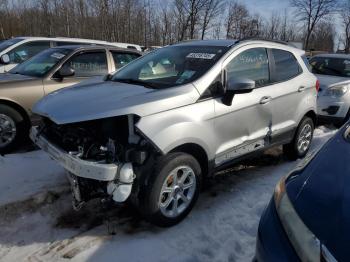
[316,80,320,92]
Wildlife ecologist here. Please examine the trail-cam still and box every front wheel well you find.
[0,99,30,126]
[304,110,317,126]
[169,143,209,177]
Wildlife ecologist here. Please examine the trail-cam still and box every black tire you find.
[0,104,28,154]
[283,117,314,160]
[137,152,201,227]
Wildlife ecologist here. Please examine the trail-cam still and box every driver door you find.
[213,47,274,166]
[43,50,108,95]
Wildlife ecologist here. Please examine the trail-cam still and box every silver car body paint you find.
[316,74,350,119]
[33,40,317,168]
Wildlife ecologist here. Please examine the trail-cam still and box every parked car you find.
[0,45,141,152]
[310,54,350,126]
[0,37,135,73]
[30,39,318,227]
[255,123,349,261]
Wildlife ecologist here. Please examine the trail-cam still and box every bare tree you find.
[341,0,350,53]
[290,0,337,50]
[200,0,222,39]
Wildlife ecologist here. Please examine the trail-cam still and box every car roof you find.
[171,39,303,55]
[173,39,237,47]
[312,53,350,59]
[50,45,142,54]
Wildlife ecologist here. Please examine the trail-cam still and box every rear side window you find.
[7,41,51,64]
[111,52,140,69]
[65,51,108,77]
[226,48,270,88]
[271,49,301,82]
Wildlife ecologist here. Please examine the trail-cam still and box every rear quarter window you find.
[272,49,301,82]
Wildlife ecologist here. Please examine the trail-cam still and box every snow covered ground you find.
[0,126,336,262]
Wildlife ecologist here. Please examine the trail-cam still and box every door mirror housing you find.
[57,66,75,78]
[226,77,255,94]
[222,78,256,106]
[0,54,10,65]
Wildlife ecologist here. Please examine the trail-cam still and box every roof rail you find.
[236,37,290,46]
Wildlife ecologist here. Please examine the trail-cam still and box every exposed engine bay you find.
[34,115,155,209]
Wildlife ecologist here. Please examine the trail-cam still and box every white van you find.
[0,37,132,73]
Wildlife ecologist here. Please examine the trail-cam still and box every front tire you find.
[137,153,201,227]
[283,117,314,160]
[0,104,27,154]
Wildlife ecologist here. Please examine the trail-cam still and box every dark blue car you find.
[255,123,350,261]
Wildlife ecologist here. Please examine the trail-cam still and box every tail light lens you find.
[316,80,320,92]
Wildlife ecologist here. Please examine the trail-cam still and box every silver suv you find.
[31,39,318,227]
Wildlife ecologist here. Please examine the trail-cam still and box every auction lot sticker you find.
[186,53,216,59]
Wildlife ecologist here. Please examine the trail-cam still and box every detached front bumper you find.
[30,126,119,181]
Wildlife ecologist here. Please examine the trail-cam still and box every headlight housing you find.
[274,175,337,262]
[324,84,349,98]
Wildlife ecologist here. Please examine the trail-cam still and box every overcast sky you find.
[244,0,291,17]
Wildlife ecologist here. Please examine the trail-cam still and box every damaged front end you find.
[30,114,154,209]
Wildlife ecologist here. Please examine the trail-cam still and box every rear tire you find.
[137,153,201,227]
[283,117,314,160]
[0,104,28,154]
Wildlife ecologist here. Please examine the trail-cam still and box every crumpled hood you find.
[33,78,200,124]
[0,73,38,85]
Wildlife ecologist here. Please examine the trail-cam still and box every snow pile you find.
[0,150,67,206]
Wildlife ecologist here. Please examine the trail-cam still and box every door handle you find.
[260,96,272,104]
[298,86,306,92]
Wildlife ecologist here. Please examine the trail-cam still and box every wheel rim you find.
[159,165,197,218]
[0,114,16,148]
[297,123,312,154]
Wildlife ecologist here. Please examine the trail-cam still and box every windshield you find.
[112,45,229,88]
[0,38,24,53]
[9,48,71,77]
[310,56,350,78]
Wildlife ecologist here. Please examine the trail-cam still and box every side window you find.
[7,41,51,64]
[271,49,301,82]
[65,51,108,77]
[111,52,140,69]
[201,74,223,99]
[226,48,269,88]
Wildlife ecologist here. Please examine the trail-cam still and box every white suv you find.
[0,37,136,73]
[32,39,318,226]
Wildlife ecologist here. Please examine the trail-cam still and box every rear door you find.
[268,48,308,143]
[213,47,274,166]
[43,50,108,95]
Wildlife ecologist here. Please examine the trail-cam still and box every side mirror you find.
[0,54,10,65]
[222,78,255,106]
[57,66,75,78]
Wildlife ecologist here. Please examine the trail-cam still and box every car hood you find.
[286,127,350,261]
[316,74,350,90]
[0,73,38,85]
[33,77,200,124]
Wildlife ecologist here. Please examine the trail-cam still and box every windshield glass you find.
[112,45,229,88]
[0,38,24,53]
[9,48,71,77]
[310,56,350,78]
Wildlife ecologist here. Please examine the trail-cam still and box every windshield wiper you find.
[113,78,158,89]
